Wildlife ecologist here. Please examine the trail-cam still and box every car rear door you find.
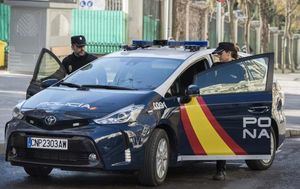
[179,53,274,161]
[26,48,66,99]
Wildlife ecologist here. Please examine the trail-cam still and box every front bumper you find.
[6,132,103,170]
[5,119,150,171]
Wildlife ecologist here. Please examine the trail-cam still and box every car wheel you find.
[138,129,170,186]
[245,127,276,170]
[24,166,53,177]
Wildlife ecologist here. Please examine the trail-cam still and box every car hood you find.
[21,87,156,119]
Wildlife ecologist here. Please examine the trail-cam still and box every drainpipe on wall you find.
[168,0,173,39]
[216,1,222,43]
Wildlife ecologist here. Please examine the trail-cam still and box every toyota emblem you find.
[44,116,57,126]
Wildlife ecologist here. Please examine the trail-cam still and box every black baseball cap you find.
[71,35,86,47]
[212,42,237,54]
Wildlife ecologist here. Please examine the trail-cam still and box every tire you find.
[245,127,276,170]
[24,166,53,177]
[138,129,170,186]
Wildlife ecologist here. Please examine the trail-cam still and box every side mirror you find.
[41,78,59,88]
[179,85,200,104]
[186,85,200,96]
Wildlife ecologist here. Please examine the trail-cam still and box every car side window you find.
[167,59,208,97]
[244,58,267,81]
[36,52,65,82]
[194,57,268,95]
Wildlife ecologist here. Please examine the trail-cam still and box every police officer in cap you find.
[212,42,238,66]
[211,42,241,181]
[211,42,244,85]
[62,35,97,74]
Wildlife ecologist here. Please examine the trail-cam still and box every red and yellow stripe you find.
[181,96,246,155]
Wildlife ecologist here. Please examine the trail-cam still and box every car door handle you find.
[248,106,270,114]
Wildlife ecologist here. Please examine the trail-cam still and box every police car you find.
[5,40,285,186]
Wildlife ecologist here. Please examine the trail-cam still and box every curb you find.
[0,129,299,155]
[285,129,300,138]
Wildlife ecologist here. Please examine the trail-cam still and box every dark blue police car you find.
[5,40,285,186]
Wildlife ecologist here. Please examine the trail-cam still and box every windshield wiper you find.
[58,82,136,90]
[81,85,137,90]
[58,82,82,88]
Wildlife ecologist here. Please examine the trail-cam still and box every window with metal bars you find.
[105,0,122,10]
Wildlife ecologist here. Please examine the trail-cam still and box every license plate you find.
[27,137,68,150]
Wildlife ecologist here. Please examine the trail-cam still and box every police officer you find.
[211,42,239,181]
[62,35,97,74]
[212,42,238,66]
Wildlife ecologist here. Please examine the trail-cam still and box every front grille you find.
[17,149,90,165]
[25,116,89,130]
[7,133,103,168]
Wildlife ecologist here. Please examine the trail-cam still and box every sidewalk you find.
[0,71,300,154]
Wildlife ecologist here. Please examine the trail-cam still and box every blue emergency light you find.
[184,41,209,47]
[132,40,153,48]
[128,40,209,51]
[168,41,209,50]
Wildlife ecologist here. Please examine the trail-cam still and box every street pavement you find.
[0,71,31,142]
[274,73,300,137]
[0,71,299,153]
[0,137,299,189]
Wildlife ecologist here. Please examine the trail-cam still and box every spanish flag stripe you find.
[197,96,247,155]
[185,98,235,155]
[180,106,206,155]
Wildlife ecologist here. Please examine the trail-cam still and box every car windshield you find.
[63,57,183,90]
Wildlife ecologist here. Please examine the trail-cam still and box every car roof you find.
[104,47,206,60]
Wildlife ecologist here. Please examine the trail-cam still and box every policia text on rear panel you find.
[5,40,285,186]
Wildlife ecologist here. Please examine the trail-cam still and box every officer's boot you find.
[213,160,226,180]
[212,170,226,180]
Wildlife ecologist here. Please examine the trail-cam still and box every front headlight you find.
[94,104,145,125]
[12,100,25,119]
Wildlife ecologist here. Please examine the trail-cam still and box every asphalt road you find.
[0,72,31,142]
[285,94,300,129]
[275,74,300,131]
[0,138,299,189]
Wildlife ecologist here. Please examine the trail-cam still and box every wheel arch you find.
[156,124,178,165]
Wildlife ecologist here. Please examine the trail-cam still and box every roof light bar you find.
[168,41,185,47]
[132,40,153,48]
[184,41,209,47]
[128,40,209,51]
[153,40,168,46]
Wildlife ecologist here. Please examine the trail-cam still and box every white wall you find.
[123,0,143,42]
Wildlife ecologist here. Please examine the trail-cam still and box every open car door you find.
[26,48,66,99]
[179,53,275,163]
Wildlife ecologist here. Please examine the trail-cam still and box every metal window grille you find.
[105,0,122,11]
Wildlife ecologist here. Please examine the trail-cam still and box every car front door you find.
[26,48,66,99]
[178,53,274,161]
